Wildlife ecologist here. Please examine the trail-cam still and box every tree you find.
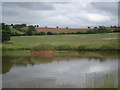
[26,29,32,35]
[21,24,26,27]
[110,26,113,28]
[94,27,97,28]
[35,32,45,35]
[2,23,11,42]
[26,26,36,35]
[56,26,59,28]
[113,26,117,28]
[98,26,112,33]
[11,24,13,26]
[88,27,90,29]
[47,32,53,35]
[66,27,68,29]
[37,25,39,27]
[28,25,36,31]
[39,32,45,35]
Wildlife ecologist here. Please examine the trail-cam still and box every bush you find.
[35,32,45,35]
[47,32,53,35]
[113,28,120,32]
[78,45,88,50]
[39,32,45,35]
[76,32,84,34]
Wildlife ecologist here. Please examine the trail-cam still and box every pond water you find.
[2,50,118,88]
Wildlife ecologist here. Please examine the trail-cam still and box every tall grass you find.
[31,43,54,50]
[85,72,117,88]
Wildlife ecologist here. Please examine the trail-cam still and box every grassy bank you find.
[2,33,119,51]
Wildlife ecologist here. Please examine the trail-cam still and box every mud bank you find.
[31,49,54,57]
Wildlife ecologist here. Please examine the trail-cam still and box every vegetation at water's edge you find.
[31,43,119,51]
[2,33,119,51]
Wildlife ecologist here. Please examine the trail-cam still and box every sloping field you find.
[23,27,89,33]
[10,27,25,34]
[2,33,119,50]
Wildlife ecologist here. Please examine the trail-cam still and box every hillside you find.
[9,26,25,34]
[23,27,89,33]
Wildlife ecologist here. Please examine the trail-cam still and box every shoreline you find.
[2,47,119,52]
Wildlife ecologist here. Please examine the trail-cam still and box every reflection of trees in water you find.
[2,51,118,74]
[88,57,106,62]
[78,51,118,59]
[2,56,53,74]
[2,56,13,74]
[2,56,30,74]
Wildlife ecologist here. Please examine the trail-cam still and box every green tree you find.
[2,23,11,42]
[26,26,36,35]
[28,25,36,31]
[66,27,68,29]
[47,32,53,35]
[39,32,45,35]
[11,24,13,26]
[94,27,97,28]
[88,27,90,29]
[2,30,11,42]
[26,29,32,35]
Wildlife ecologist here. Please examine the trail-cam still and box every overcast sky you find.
[2,2,118,28]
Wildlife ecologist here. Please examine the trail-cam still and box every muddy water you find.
[2,50,118,88]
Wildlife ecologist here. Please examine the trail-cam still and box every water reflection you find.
[2,50,118,88]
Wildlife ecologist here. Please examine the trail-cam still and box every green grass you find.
[2,33,119,51]
[10,26,25,34]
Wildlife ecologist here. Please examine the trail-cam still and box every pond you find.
[2,50,118,88]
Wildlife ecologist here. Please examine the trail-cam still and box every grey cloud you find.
[2,2,118,28]
[91,2,118,15]
[2,2,55,10]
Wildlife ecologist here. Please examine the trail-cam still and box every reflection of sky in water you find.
[3,58,118,88]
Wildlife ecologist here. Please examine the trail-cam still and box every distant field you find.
[23,27,89,33]
[2,33,119,50]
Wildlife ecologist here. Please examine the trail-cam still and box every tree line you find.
[1,23,120,42]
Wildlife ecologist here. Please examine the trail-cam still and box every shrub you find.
[76,32,84,34]
[113,28,120,32]
[78,45,88,50]
[47,32,53,35]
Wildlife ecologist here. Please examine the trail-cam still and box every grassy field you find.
[2,33,119,51]
[10,27,25,34]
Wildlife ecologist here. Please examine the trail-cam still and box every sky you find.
[2,1,119,28]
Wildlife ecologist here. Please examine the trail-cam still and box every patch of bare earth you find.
[22,27,89,33]
[31,49,54,58]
